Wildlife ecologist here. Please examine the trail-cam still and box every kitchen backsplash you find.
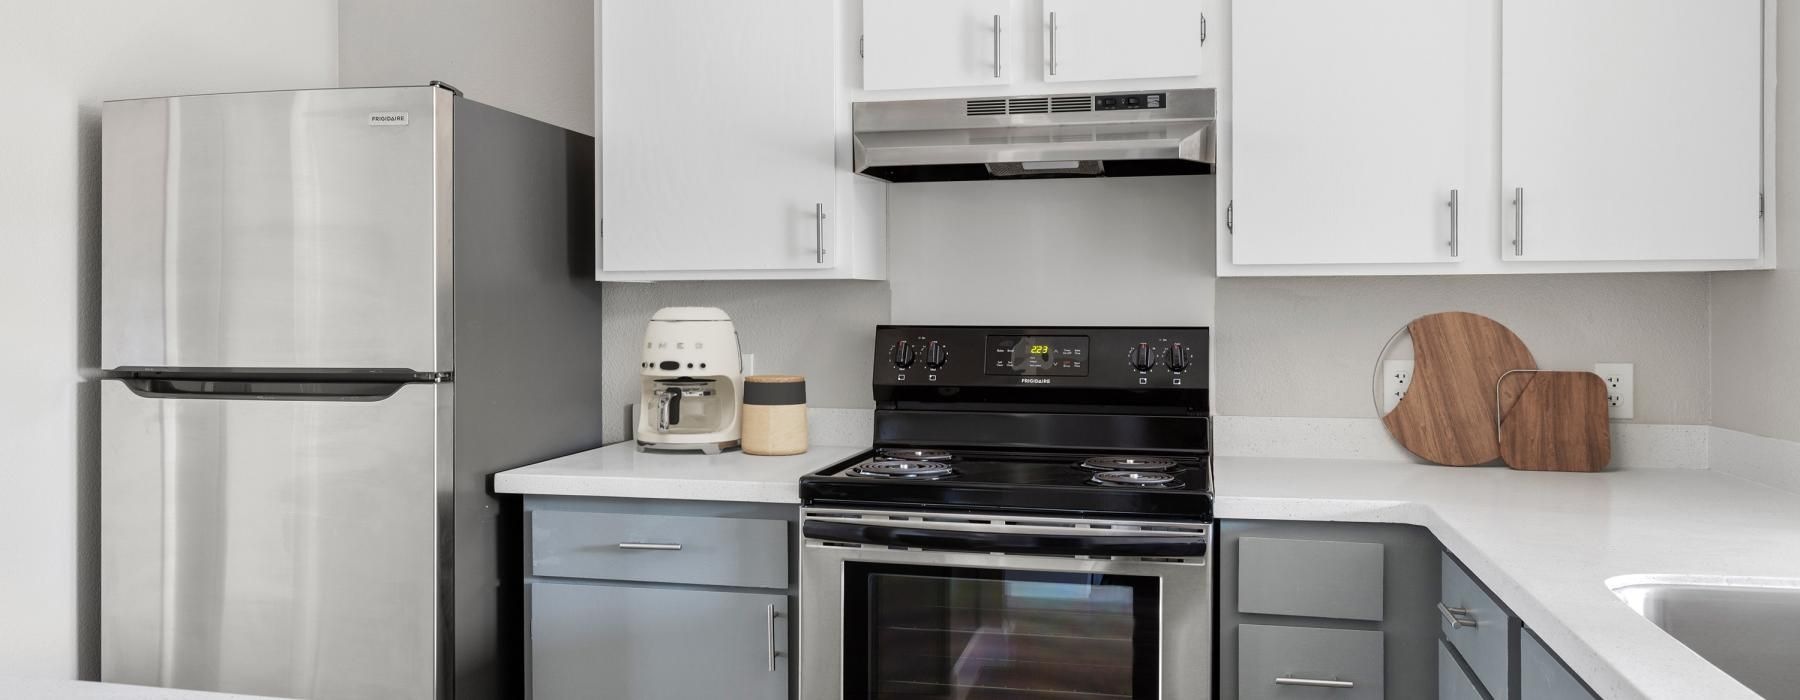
[602,177,1715,441]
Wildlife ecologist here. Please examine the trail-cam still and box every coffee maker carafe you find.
[636,307,742,454]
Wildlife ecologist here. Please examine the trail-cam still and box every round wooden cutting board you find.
[1382,312,1537,466]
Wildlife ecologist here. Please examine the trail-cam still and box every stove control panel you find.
[875,325,1209,392]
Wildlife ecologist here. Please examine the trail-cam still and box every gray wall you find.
[338,0,594,134]
[0,2,337,680]
[1712,0,1800,442]
[1215,275,1712,423]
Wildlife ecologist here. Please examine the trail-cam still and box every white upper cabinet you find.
[1230,0,1474,265]
[1501,0,1763,262]
[1220,0,1774,276]
[599,0,884,281]
[1042,0,1207,83]
[863,0,1014,91]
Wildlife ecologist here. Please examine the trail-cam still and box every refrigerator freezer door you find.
[101,86,452,372]
[100,380,448,699]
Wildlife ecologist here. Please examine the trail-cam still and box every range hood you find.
[852,88,1215,183]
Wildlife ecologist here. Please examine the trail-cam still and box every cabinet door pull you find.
[993,14,1003,78]
[616,542,682,551]
[815,203,827,264]
[766,604,784,671]
[1513,187,1526,256]
[1449,189,1461,258]
[1439,601,1479,629]
[1275,677,1355,689]
[1048,11,1059,76]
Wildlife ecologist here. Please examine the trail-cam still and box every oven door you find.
[800,509,1212,699]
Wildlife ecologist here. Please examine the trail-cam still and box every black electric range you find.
[800,325,1212,520]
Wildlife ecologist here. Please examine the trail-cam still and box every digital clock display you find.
[985,335,1089,377]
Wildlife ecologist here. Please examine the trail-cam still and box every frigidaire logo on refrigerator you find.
[367,111,410,126]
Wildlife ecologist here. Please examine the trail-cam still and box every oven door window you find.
[843,562,1159,699]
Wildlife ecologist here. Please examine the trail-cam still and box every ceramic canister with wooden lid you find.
[741,375,808,455]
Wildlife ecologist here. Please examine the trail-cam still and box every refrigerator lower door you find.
[100,379,449,700]
[101,86,451,372]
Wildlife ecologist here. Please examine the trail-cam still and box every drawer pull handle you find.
[1275,677,1355,689]
[617,542,683,551]
[1439,602,1478,629]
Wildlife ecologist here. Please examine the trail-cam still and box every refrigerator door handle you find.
[116,377,411,402]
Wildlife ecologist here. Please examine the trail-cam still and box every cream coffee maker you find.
[636,307,743,453]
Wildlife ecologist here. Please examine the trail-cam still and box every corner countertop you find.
[493,441,868,503]
[0,678,282,698]
[1215,456,1800,700]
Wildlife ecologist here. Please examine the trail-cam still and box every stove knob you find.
[892,340,916,369]
[924,341,948,370]
[1166,343,1192,373]
[1129,342,1156,372]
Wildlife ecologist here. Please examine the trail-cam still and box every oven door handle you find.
[801,520,1208,558]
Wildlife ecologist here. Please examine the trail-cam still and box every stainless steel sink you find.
[1611,577,1800,700]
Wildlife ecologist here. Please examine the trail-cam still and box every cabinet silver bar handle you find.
[1048,11,1059,76]
[1438,601,1478,629]
[617,542,682,551]
[993,15,1003,78]
[1513,187,1525,256]
[767,604,783,672]
[1449,189,1461,258]
[815,203,827,264]
[1275,677,1355,689]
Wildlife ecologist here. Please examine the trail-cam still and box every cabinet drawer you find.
[1439,639,1492,700]
[1441,553,1516,698]
[529,582,787,700]
[1239,537,1385,621]
[530,510,788,589]
[1238,624,1384,700]
[1521,629,1598,700]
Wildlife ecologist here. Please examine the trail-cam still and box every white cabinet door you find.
[601,0,837,273]
[1042,0,1205,83]
[863,0,1013,90]
[1230,0,1473,265]
[1502,0,1762,262]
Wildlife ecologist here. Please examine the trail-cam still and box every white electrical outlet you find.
[742,353,755,376]
[1381,360,1415,412]
[1593,363,1634,420]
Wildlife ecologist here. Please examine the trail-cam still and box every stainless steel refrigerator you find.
[98,84,603,699]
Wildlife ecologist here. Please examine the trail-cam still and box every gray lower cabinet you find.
[1440,553,1519,699]
[1442,552,1601,700]
[523,496,797,700]
[1439,639,1491,700]
[1238,624,1384,699]
[529,582,787,700]
[1216,520,1442,699]
[1520,629,1599,700]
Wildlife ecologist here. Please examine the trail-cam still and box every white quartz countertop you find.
[1215,456,1800,700]
[0,678,283,699]
[493,441,867,503]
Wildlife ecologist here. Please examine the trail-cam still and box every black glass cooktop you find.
[800,447,1213,520]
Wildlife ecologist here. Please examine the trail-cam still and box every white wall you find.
[888,177,1215,326]
[0,3,337,679]
[1216,274,1713,423]
[338,0,594,134]
[1712,0,1800,442]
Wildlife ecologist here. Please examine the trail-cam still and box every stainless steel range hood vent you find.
[853,88,1215,183]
